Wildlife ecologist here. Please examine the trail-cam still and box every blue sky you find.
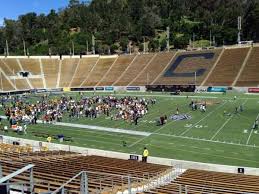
[0,0,80,26]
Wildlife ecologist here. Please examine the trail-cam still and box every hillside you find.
[0,0,258,55]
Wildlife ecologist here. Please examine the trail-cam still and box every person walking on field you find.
[253,119,258,130]
[47,136,52,143]
[142,147,149,163]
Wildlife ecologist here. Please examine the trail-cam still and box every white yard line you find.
[128,98,178,130]
[150,142,259,163]
[210,116,233,140]
[53,122,151,136]
[128,136,149,147]
[153,133,259,149]
[113,93,219,99]
[246,130,254,145]
[0,115,150,137]
[129,110,192,147]
[210,99,248,140]
[180,101,227,136]
[81,92,259,101]
[246,113,259,145]
[156,110,192,134]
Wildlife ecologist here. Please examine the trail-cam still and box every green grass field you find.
[1,91,259,168]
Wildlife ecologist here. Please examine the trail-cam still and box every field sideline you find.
[1,91,259,167]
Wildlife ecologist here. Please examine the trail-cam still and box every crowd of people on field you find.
[189,100,206,112]
[2,94,156,127]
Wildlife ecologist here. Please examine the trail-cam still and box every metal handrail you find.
[51,171,84,194]
[0,164,34,183]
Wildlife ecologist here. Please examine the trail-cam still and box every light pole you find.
[237,16,242,44]
[194,71,197,86]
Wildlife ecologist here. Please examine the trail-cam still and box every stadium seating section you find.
[41,58,60,88]
[98,54,136,86]
[143,169,259,193]
[19,58,44,89]
[81,57,117,87]
[115,53,155,86]
[1,143,259,193]
[0,143,171,193]
[59,58,79,87]
[205,47,249,86]
[236,47,259,86]
[70,57,99,87]
[131,52,176,86]
[154,49,221,85]
[0,46,258,91]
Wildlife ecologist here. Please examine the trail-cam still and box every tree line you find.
[0,0,258,55]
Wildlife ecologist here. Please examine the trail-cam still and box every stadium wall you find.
[2,135,259,176]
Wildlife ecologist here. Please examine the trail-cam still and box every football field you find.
[1,91,259,168]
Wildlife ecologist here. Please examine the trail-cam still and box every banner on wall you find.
[248,88,259,93]
[126,87,140,91]
[207,87,226,92]
[71,87,94,91]
[105,87,114,91]
[95,87,104,91]
[63,87,71,92]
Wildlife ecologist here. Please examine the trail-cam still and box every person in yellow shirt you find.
[47,136,52,143]
[142,147,149,163]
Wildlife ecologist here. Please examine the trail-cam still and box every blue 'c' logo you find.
[164,53,215,77]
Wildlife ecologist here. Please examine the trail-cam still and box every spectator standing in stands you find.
[142,147,149,163]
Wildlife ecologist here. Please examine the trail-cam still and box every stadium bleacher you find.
[19,58,44,89]
[59,58,80,87]
[205,47,250,86]
[144,169,259,194]
[154,49,221,85]
[1,143,259,193]
[42,58,60,89]
[115,53,155,86]
[236,46,259,87]
[81,56,117,87]
[97,54,136,86]
[0,143,171,194]
[70,57,99,87]
[0,58,31,90]
[130,52,176,86]
[19,58,41,75]
[0,46,258,91]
